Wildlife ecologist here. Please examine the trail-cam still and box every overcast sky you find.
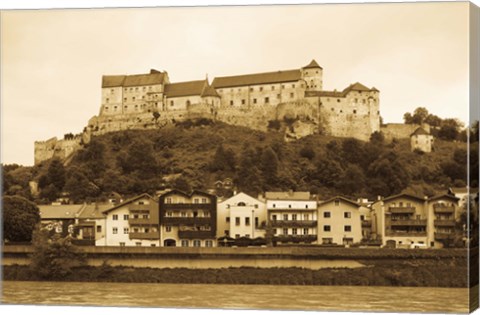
[1,1,472,165]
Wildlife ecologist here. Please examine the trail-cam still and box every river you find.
[0,281,472,313]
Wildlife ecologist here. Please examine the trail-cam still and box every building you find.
[410,127,434,153]
[317,196,362,246]
[217,192,267,244]
[35,59,382,165]
[448,187,469,209]
[74,203,111,245]
[95,193,160,247]
[159,190,217,247]
[38,204,84,237]
[372,193,461,248]
[264,191,318,245]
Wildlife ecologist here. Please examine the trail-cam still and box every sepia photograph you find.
[1,0,479,314]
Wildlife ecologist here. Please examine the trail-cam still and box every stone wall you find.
[381,123,430,142]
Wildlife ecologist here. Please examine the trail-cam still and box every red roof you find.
[102,71,166,88]
[212,69,301,88]
[164,80,206,98]
[303,59,323,70]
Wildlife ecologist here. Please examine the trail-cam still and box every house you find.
[372,193,429,248]
[74,203,111,245]
[410,127,434,153]
[158,190,217,247]
[217,192,266,245]
[95,193,160,247]
[38,204,84,237]
[264,191,317,245]
[427,194,460,248]
[317,196,362,246]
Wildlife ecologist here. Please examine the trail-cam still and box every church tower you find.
[301,59,323,91]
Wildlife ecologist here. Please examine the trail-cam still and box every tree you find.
[3,195,40,242]
[299,145,315,160]
[337,164,365,195]
[315,157,344,187]
[209,144,236,172]
[403,107,429,125]
[260,147,279,187]
[369,131,385,145]
[45,159,66,191]
[29,228,86,280]
[438,125,458,141]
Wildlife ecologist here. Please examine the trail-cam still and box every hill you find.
[2,119,476,203]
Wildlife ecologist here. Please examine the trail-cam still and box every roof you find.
[318,196,360,207]
[212,69,301,89]
[78,204,111,219]
[306,82,376,98]
[428,194,460,202]
[164,80,206,98]
[410,127,430,137]
[382,193,426,203]
[219,192,264,205]
[160,189,216,200]
[102,193,155,214]
[201,82,220,98]
[102,70,166,88]
[343,82,372,93]
[448,187,469,194]
[265,191,311,201]
[38,204,85,220]
[303,59,323,70]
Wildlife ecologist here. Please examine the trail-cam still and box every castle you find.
[35,59,383,165]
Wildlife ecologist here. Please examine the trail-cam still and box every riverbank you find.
[3,257,468,287]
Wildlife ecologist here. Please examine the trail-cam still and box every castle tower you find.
[201,79,221,108]
[301,59,323,91]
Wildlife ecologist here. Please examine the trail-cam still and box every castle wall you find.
[166,95,202,111]
[381,123,430,141]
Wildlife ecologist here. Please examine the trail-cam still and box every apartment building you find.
[317,196,362,245]
[217,192,267,241]
[265,191,318,245]
[427,194,460,248]
[159,190,217,247]
[95,193,160,247]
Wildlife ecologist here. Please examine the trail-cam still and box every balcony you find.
[162,203,211,210]
[434,219,456,227]
[433,205,455,214]
[129,218,155,225]
[385,230,427,237]
[361,220,372,228]
[388,207,415,214]
[129,232,159,240]
[434,232,454,240]
[273,235,317,243]
[390,219,427,227]
[162,217,212,225]
[270,220,317,228]
[128,204,151,211]
[178,230,214,239]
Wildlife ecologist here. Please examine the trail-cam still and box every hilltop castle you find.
[35,60,383,165]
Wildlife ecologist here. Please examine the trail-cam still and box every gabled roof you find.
[38,204,85,220]
[410,127,430,137]
[102,71,166,88]
[303,59,323,70]
[219,192,264,205]
[428,194,460,202]
[343,82,372,93]
[164,80,206,98]
[212,69,301,89]
[159,189,216,200]
[78,203,111,219]
[382,193,426,203]
[318,196,360,207]
[448,187,469,194]
[102,193,155,214]
[265,191,311,201]
[306,82,376,98]
[201,81,220,98]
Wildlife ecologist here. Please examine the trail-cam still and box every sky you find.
[0,1,473,166]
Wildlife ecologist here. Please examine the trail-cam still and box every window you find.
[235,217,240,226]
[106,98,109,103]
[255,217,259,228]
[226,217,230,223]
[166,226,172,232]
[323,225,331,232]
[292,84,295,88]
[322,238,333,245]
[272,215,277,221]
[271,86,275,90]
[194,198,199,204]
[151,244,156,247]
[112,214,118,221]
[277,94,281,99]
[324,212,331,218]
[292,214,297,221]
[259,87,263,92]
[205,240,213,247]
[186,100,191,106]
[193,240,201,247]
[283,214,288,221]
[124,228,129,234]
[292,228,297,235]
[344,212,351,219]
[353,110,357,114]
[304,214,309,220]
[281,85,285,89]
[166,197,172,204]
[145,228,149,233]
[181,240,189,247]
[360,215,365,221]
[241,99,246,105]
[253,98,257,104]
[250,87,254,92]
[283,228,288,235]
[170,100,174,106]
[337,99,341,103]
[124,98,127,101]
[202,198,207,203]
[96,226,102,233]
[132,97,136,101]
[303,228,308,235]
[235,234,240,239]
[111,89,115,93]
[230,100,234,106]
[245,217,250,226]
[290,93,294,98]
[113,227,118,234]
[166,211,173,217]
[135,242,141,247]
[334,200,340,206]
[119,242,125,247]
[344,225,352,232]
[245,234,250,238]
[124,214,129,220]
[142,214,149,219]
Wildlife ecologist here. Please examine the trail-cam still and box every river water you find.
[1,281,471,313]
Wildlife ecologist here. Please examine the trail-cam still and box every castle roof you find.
[303,59,323,70]
[164,80,207,98]
[201,81,220,98]
[102,71,166,88]
[212,69,301,88]
[343,82,372,93]
[410,127,430,137]
[306,82,377,98]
